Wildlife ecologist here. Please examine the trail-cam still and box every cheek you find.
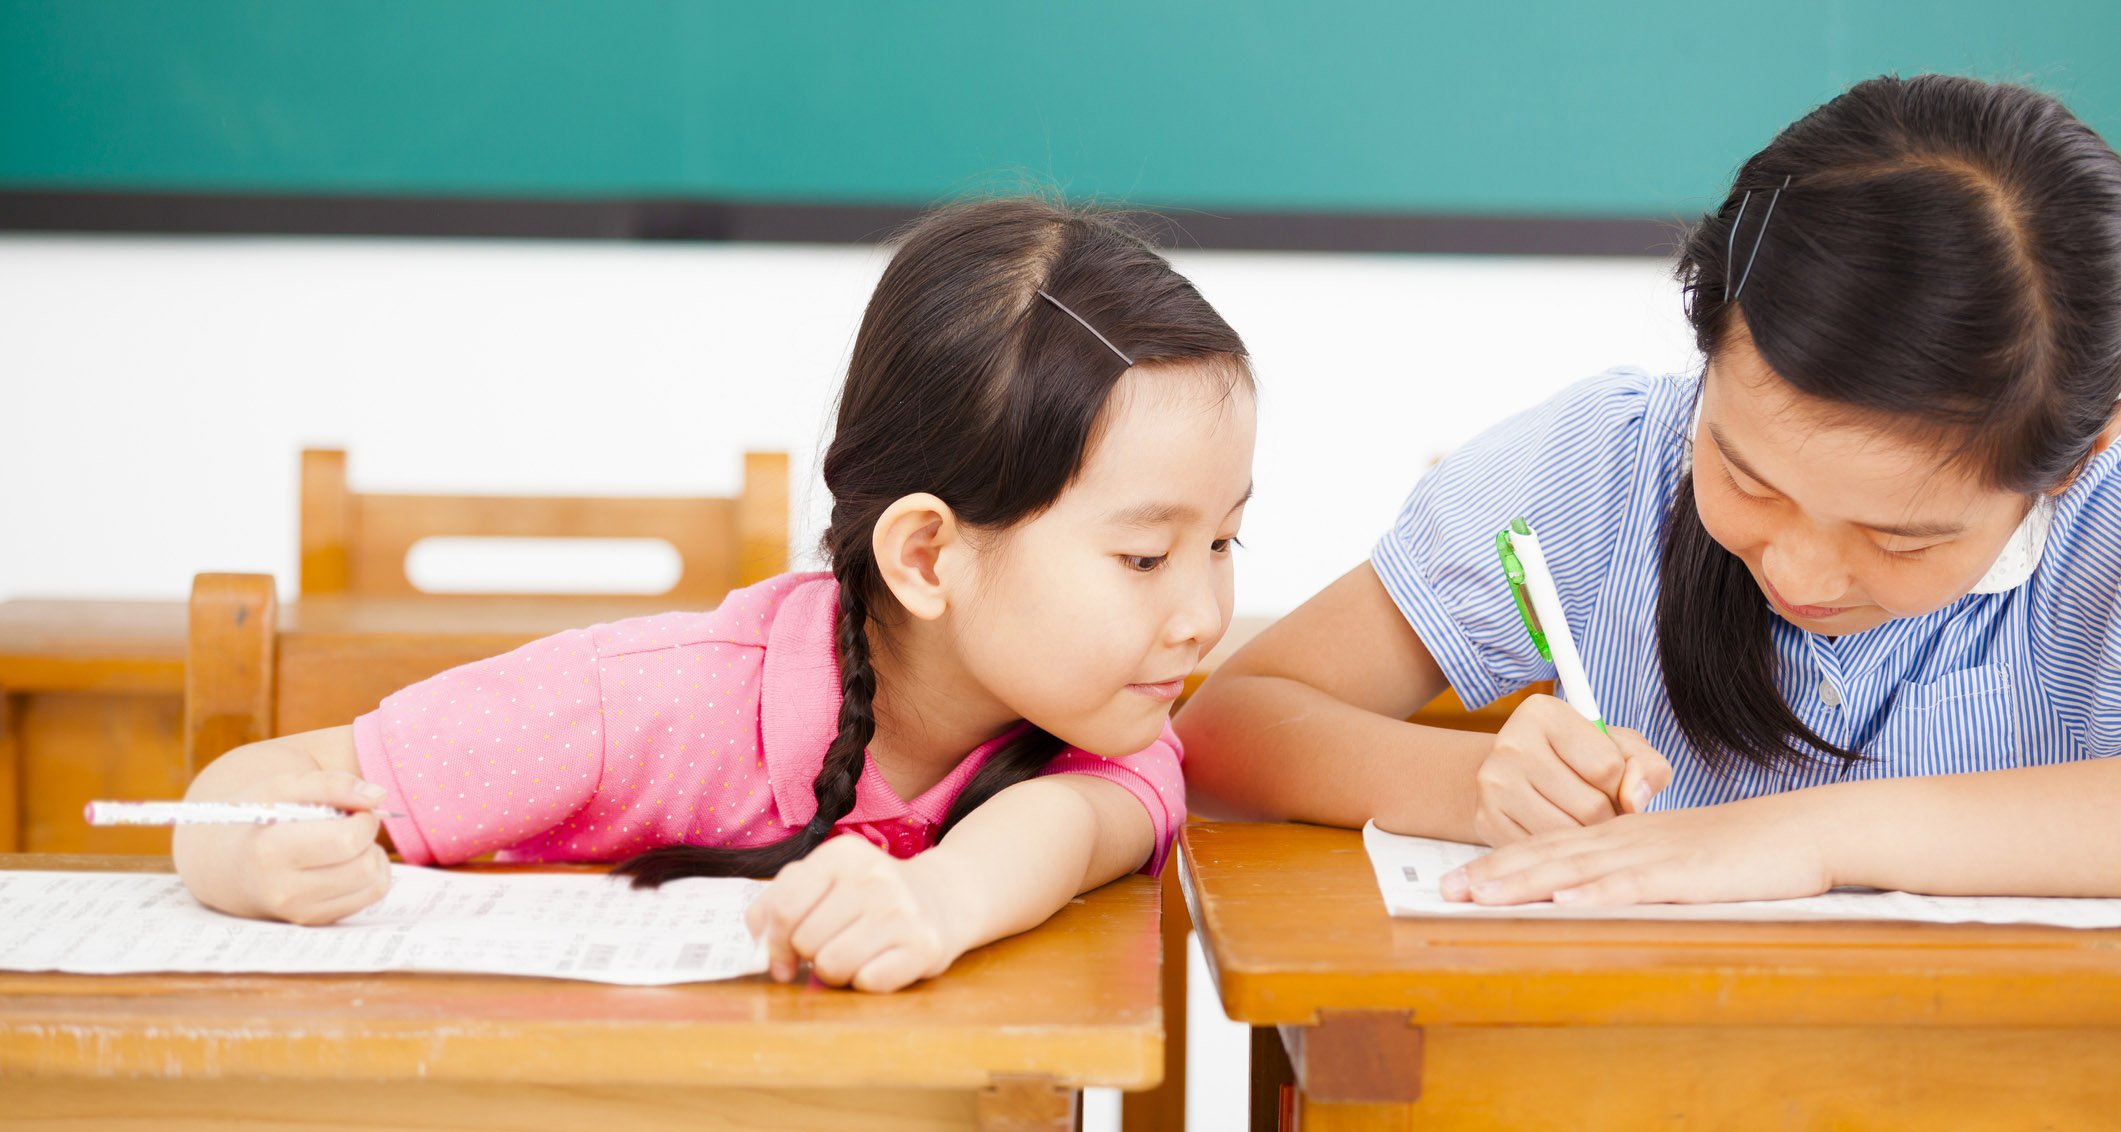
[967,555,1127,674]
[1854,549,1994,616]
[1692,470,1767,559]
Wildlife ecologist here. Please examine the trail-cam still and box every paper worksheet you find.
[0,866,770,984]
[1364,822,2121,928]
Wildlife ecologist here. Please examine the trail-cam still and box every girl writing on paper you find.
[1181,74,2121,906]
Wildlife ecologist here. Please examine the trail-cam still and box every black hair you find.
[616,198,1250,883]
[1659,74,2121,774]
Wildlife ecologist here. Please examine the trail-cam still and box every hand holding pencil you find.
[168,734,398,926]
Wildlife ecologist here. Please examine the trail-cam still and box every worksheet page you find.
[0,866,769,984]
[1365,823,2121,928]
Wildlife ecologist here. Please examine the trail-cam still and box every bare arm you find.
[1823,756,2121,895]
[1175,561,1492,838]
[1455,754,2121,905]
[172,726,393,924]
[917,773,1154,944]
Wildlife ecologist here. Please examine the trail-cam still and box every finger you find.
[788,884,869,960]
[1612,729,1675,814]
[1553,866,1661,907]
[754,861,839,981]
[810,917,903,988]
[1546,718,1628,801]
[258,769,392,813]
[268,809,383,870]
[1470,844,1646,906]
[276,844,393,925]
[1454,824,1595,895]
[1522,759,1620,828]
[1451,811,1537,897]
[851,946,930,994]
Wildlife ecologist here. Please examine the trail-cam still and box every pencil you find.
[83,801,408,826]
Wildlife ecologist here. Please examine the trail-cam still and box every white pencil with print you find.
[83,801,407,826]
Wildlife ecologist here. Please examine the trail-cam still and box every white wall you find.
[0,234,1697,611]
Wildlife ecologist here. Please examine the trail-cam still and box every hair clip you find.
[1724,174,1793,303]
[1037,289,1134,367]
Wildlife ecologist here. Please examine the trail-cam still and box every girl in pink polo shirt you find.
[174,197,1256,992]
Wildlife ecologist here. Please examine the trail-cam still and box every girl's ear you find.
[871,493,962,622]
[2050,401,2121,497]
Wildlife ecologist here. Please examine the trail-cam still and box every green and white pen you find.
[1495,517,1606,734]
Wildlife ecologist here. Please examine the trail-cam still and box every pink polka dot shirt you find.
[353,572,1187,875]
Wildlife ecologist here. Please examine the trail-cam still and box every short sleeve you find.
[1369,369,1671,710]
[2023,443,2121,757]
[1040,721,1186,877]
[354,627,608,865]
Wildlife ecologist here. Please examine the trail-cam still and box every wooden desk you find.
[1179,821,2121,1131]
[0,854,1162,1131]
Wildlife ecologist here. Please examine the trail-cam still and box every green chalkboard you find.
[3,0,2118,217]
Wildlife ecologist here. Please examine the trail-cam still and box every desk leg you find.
[978,1074,1079,1132]
[1249,1025,1296,1132]
[1264,1011,1424,1131]
[1122,861,1189,1132]
[0,693,18,853]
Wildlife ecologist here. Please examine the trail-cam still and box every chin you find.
[1051,715,1167,758]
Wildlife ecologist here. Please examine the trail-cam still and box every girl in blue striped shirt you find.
[1180,74,2121,905]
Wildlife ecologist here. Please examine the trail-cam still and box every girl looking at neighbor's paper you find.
[1178,74,2121,907]
[175,198,1255,991]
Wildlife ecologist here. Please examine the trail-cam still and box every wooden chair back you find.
[186,572,585,770]
[298,448,789,600]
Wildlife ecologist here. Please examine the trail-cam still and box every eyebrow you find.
[1103,482,1254,529]
[1709,424,1969,540]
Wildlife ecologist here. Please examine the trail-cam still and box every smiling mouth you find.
[1127,678,1187,702]
[1763,578,1855,620]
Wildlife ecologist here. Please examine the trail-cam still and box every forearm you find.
[1785,756,2121,896]
[914,775,1151,955]
[1178,672,1490,838]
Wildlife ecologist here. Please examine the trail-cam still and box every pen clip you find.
[1496,519,1553,662]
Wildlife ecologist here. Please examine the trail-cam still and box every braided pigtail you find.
[613,571,879,886]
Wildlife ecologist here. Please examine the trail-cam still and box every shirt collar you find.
[758,574,1031,830]
[759,574,848,830]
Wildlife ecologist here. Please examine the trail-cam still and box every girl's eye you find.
[1121,554,1167,572]
[1878,542,1941,560]
[1720,464,1768,500]
[1211,537,1243,554]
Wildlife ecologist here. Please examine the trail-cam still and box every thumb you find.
[264,769,390,813]
[1611,727,1673,814]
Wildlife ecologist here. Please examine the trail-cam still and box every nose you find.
[1164,564,1229,653]
[1760,527,1852,608]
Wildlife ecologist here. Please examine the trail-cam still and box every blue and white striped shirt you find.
[1372,369,2121,809]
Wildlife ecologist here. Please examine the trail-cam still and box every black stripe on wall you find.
[0,191,1687,257]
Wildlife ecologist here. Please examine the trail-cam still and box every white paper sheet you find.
[0,866,770,984]
[1363,822,2121,928]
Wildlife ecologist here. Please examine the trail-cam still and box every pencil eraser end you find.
[82,801,97,825]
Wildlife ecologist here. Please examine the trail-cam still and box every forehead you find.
[1062,361,1256,506]
[1703,348,2013,519]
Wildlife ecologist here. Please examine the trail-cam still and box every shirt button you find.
[1818,678,1841,707]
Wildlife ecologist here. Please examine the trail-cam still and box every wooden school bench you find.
[1180,821,2121,1131]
